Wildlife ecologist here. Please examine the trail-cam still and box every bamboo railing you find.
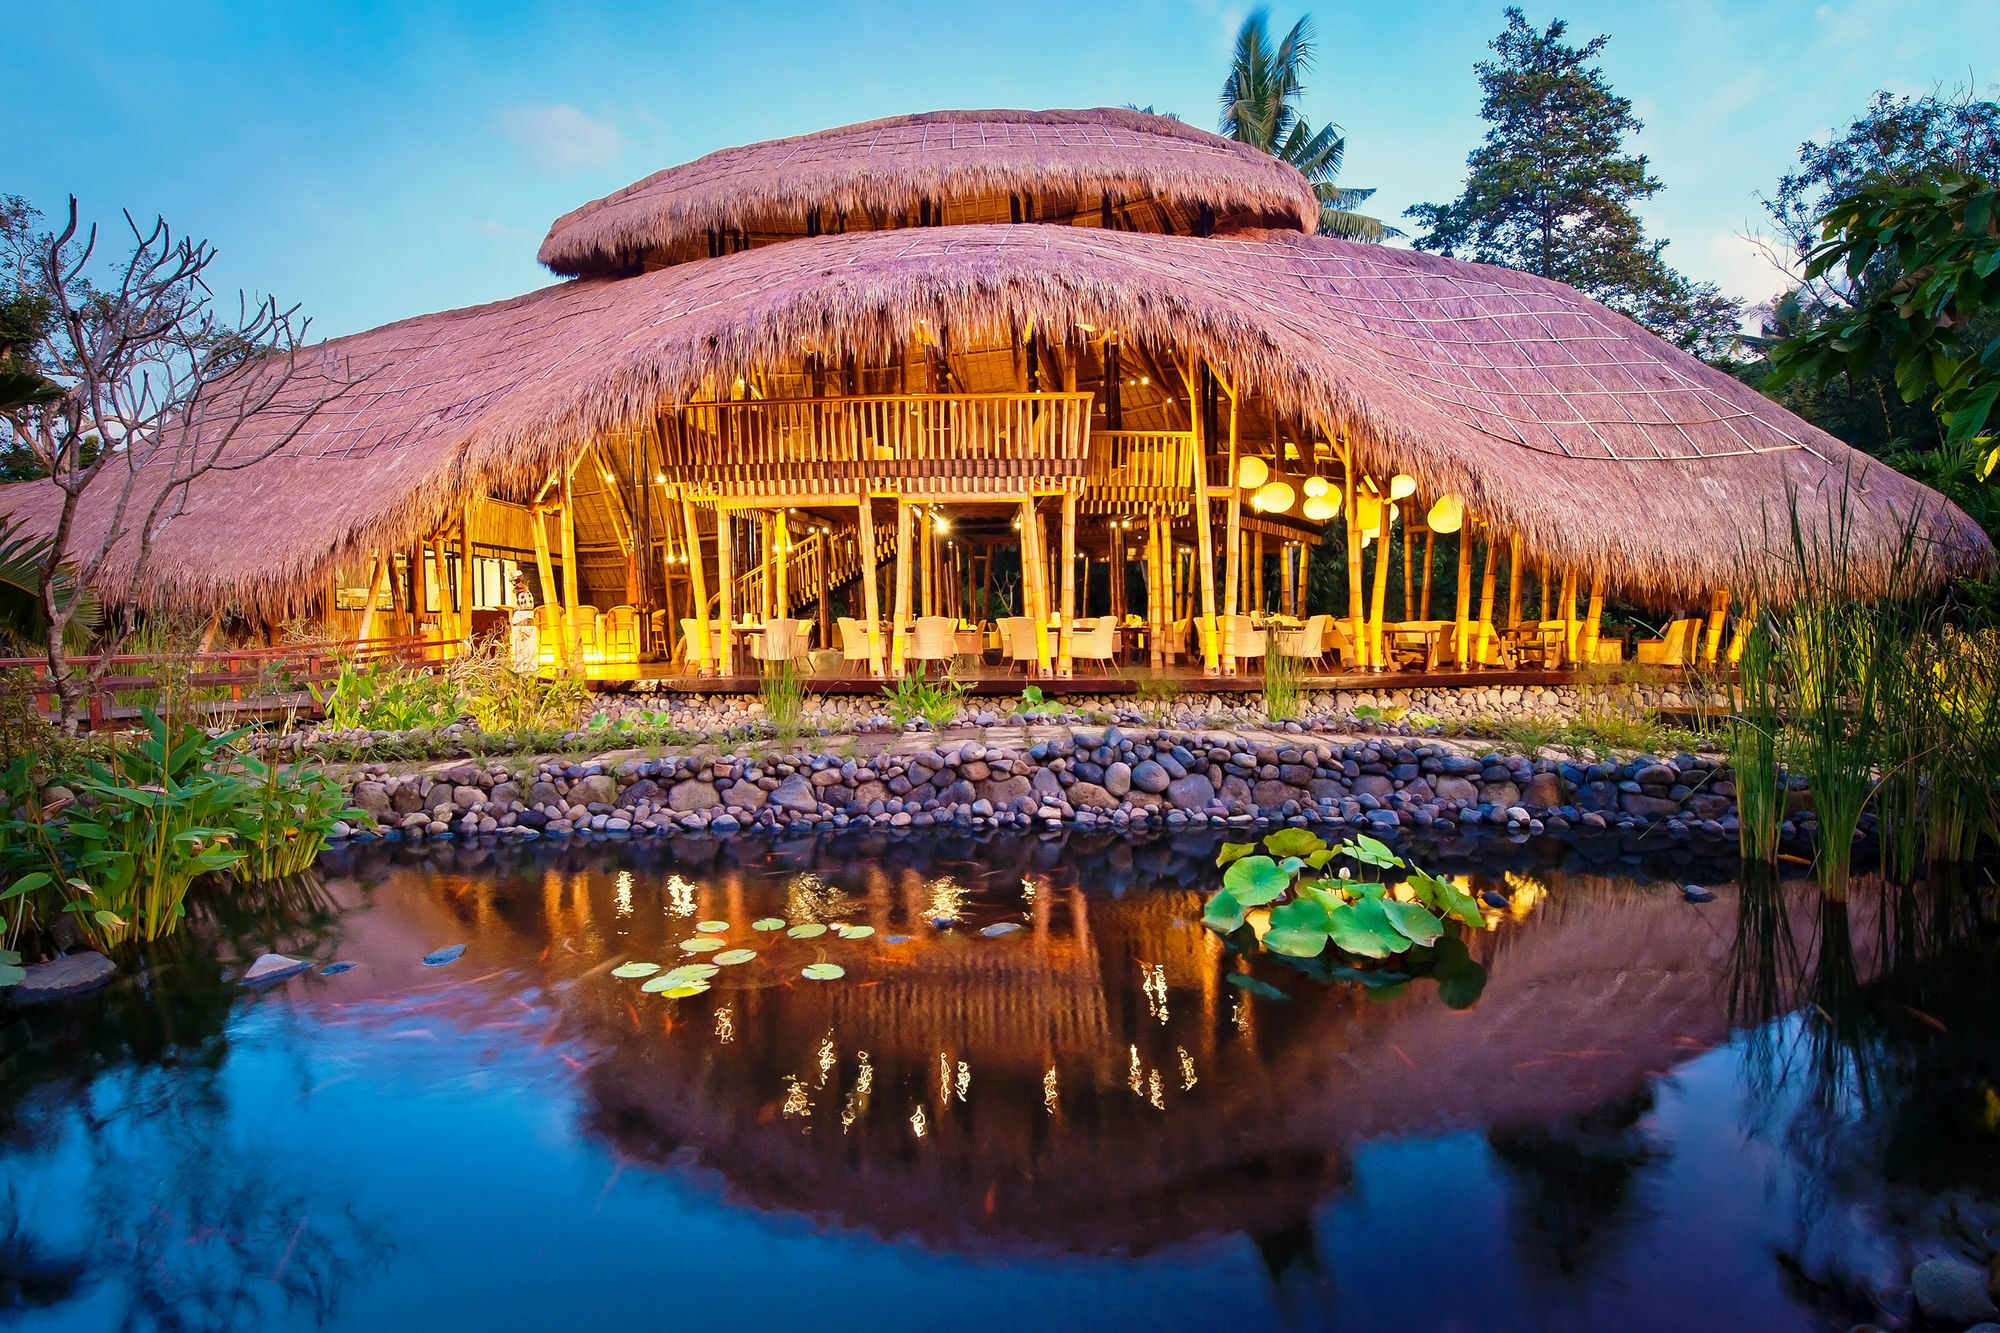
[660,392,1093,499]
[1085,430,1197,507]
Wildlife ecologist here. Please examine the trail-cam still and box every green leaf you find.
[751,918,786,931]
[695,920,730,933]
[1262,828,1325,859]
[1268,896,1331,935]
[1263,928,1329,958]
[1303,849,1336,869]
[1410,869,1484,929]
[1222,855,1292,906]
[1215,841,1256,867]
[611,962,660,979]
[1432,936,1488,1010]
[714,948,757,965]
[1224,972,1288,1000]
[4,872,51,899]
[1326,897,1411,958]
[678,937,725,952]
[0,962,25,987]
[835,924,874,939]
[786,923,828,939]
[1341,834,1404,869]
[1381,898,1445,947]
[801,962,845,980]
[1202,887,1247,933]
[661,963,719,985]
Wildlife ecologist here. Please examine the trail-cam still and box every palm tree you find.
[1219,10,1397,242]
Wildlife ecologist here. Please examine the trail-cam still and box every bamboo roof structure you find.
[1,107,1990,615]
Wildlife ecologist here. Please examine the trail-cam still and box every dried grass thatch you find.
[1,222,1989,615]
[539,107,1322,276]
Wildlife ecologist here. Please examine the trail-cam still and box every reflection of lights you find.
[714,1006,734,1043]
[666,874,696,917]
[939,1051,952,1104]
[1043,1066,1059,1115]
[1502,872,1548,922]
[1178,1046,1197,1091]
[782,1076,810,1119]
[841,1052,873,1132]
[614,870,634,917]
[1128,1044,1143,1095]
[1020,876,1036,905]
[1233,994,1253,1034]
[1142,962,1169,1024]
[925,876,965,923]
[1146,1068,1164,1110]
[817,1031,837,1086]
[955,1060,970,1103]
[910,1105,928,1138]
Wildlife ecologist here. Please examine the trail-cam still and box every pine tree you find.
[1406,8,1740,358]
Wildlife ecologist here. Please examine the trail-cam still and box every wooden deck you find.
[588,662,1608,696]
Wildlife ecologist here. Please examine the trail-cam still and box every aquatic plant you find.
[1199,828,1488,1008]
[881,666,970,728]
[1262,645,1302,722]
[759,655,810,738]
[1728,613,1786,864]
[226,750,360,882]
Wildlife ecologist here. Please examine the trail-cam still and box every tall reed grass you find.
[1262,647,1302,723]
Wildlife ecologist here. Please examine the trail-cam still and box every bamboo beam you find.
[559,472,584,675]
[1474,527,1498,668]
[1148,510,1167,669]
[1420,529,1436,620]
[1558,568,1578,664]
[459,505,474,646]
[1297,544,1311,619]
[356,553,386,644]
[816,526,831,650]
[1190,364,1221,673]
[1057,490,1078,676]
[1370,510,1393,668]
[1506,534,1523,628]
[680,492,711,673]
[1221,389,1240,673]
[892,500,914,676]
[775,510,791,622]
[1343,444,1367,668]
[715,505,736,677]
[857,497,883,676]
[1402,520,1415,622]
[1282,539,1297,619]
[1453,522,1474,670]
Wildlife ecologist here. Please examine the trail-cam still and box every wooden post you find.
[1192,392,1221,675]
[356,553,386,644]
[892,500,914,676]
[774,510,791,624]
[1420,529,1436,620]
[680,492,711,673]
[1474,527,1498,668]
[1402,519,1415,622]
[1298,544,1312,619]
[1369,512,1392,668]
[458,505,474,648]
[1281,540,1297,619]
[980,540,994,623]
[857,497,884,677]
[715,506,736,678]
[816,527,831,654]
[559,472,584,675]
[1506,534,1523,628]
[1344,448,1367,668]
[1221,395,1241,673]
[1057,491,1078,676]
[1251,529,1265,614]
[1583,577,1607,663]
[1558,568,1578,665]
[1452,522,1474,670]
[1702,587,1729,664]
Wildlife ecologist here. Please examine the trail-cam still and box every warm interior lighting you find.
[1427,494,1464,533]
[1251,480,1296,514]
[1354,492,1384,536]
[1235,456,1269,490]
[1302,475,1330,498]
[1301,494,1339,522]
[1389,473,1417,500]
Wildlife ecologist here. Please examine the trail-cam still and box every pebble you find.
[5,951,117,1002]
[240,954,312,985]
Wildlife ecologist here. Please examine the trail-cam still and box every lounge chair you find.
[1067,617,1119,673]
[1634,618,1699,665]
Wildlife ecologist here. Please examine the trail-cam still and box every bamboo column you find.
[1582,576,1607,663]
[1298,544,1312,619]
[714,505,736,676]
[774,510,791,624]
[1192,383,1220,674]
[1420,529,1436,620]
[892,501,914,676]
[680,492,710,674]
[1146,511,1165,669]
[356,553,386,644]
[1369,507,1393,667]
[1402,522,1415,621]
[1506,535,1523,627]
[458,506,473,649]
[1702,587,1730,664]
[1558,568,1578,664]
[1343,447,1367,668]
[1281,541,1296,618]
[1057,491,1078,676]
[856,497,883,677]
[1221,393,1241,673]
[1028,500,1053,675]
[1726,595,1757,663]
[559,471,583,674]
[1251,530,1265,613]
[816,528,831,650]
[1452,521,1475,670]
[1474,527,1498,668]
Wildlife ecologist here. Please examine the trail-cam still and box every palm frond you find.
[0,517,102,637]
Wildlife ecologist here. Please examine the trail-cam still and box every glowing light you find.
[1302,495,1339,522]
[1427,494,1464,534]
[910,1105,928,1138]
[1235,455,1269,490]
[714,1006,734,1043]
[654,472,666,484]
[1251,480,1296,514]
[1146,1068,1165,1110]
[1043,1066,1059,1115]
[1302,475,1331,498]
[817,1031,837,1086]
[925,876,966,923]
[1389,473,1418,500]
[939,1051,953,1103]
[1354,492,1384,536]
[1142,962,1169,1025]
[782,1076,810,1119]
[1128,1044,1143,1095]
[955,1060,971,1103]
[614,870,633,918]
[665,874,696,918]
[841,1051,873,1132]
[1178,1046,1197,1091]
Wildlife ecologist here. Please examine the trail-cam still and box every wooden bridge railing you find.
[1085,430,1197,507]
[660,392,1094,499]
[1,633,461,729]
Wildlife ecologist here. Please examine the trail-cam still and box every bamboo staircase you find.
[722,524,899,619]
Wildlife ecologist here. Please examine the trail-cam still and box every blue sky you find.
[3,0,1989,340]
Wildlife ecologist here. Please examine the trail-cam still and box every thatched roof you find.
[538,108,1322,277]
[2,222,1989,613]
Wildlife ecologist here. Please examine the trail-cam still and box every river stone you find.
[621,778,663,805]
[668,779,721,812]
[527,781,561,807]
[1621,792,1682,819]
[487,781,522,809]
[452,785,485,810]
[1104,761,1133,797]
[980,775,1032,805]
[1575,780,1621,812]
[1166,773,1215,810]
[1252,780,1298,809]
[1481,781,1521,807]
[241,953,312,985]
[1068,781,1119,810]
[1434,776,1478,804]
[8,950,117,1002]
[568,774,616,806]
[1686,793,1732,820]
[1912,1257,1998,1324]
[722,779,767,809]
[1129,760,1171,794]
[1031,768,1064,799]
[1352,775,1393,799]
[390,785,425,814]
[1522,772,1563,809]
[350,781,391,818]
[771,774,819,813]
[852,780,890,806]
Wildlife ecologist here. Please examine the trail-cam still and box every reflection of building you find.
[317,837,1831,1257]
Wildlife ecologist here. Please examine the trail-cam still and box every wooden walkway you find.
[594,662,1603,696]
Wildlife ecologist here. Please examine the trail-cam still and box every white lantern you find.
[1302,494,1339,522]
[1389,473,1417,501]
[1302,475,1331,498]
[1251,480,1296,514]
[1427,494,1464,534]
[1236,455,1269,490]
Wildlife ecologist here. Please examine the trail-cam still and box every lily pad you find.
[1410,869,1485,929]
[1225,972,1289,1000]
[801,963,845,980]
[714,949,758,965]
[695,920,730,933]
[1202,887,1247,933]
[1327,898,1411,958]
[1222,855,1291,907]
[979,922,1023,937]
[786,923,828,939]
[643,975,711,997]
[836,924,875,939]
[1381,898,1445,947]
[611,961,661,979]
[1338,835,1404,869]
[1263,927,1330,958]
[1262,828,1326,860]
[1215,841,1257,867]
[679,937,725,952]
[662,963,719,985]
[752,918,787,931]
[421,944,465,967]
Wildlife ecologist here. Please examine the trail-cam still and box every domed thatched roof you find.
[538,107,1321,277]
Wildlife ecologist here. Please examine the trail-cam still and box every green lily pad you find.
[610,961,661,979]
[1263,927,1330,958]
[1262,828,1325,859]
[1202,887,1247,933]
[679,937,725,952]
[695,920,730,933]
[1338,835,1404,869]
[1225,972,1289,1000]
[1222,855,1292,906]
[1215,841,1257,867]
[836,924,874,939]
[1381,898,1445,947]
[642,975,711,997]
[1304,849,1336,869]
[1327,897,1411,958]
[1410,869,1485,929]
[1269,896,1331,934]
[1432,936,1488,1010]
[751,918,787,931]
[714,948,758,965]
[786,923,828,939]
[662,963,719,985]
[801,963,845,980]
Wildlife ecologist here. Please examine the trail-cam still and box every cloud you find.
[497,104,622,173]
[468,219,530,240]
[1701,229,1799,307]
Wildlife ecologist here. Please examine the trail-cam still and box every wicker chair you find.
[1225,614,1267,668]
[679,618,724,669]
[836,618,874,674]
[567,606,601,665]
[1001,616,1040,672]
[1067,617,1119,672]
[602,605,641,664]
[1275,614,1337,669]
[1635,618,1699,665]
[910,616,958,667]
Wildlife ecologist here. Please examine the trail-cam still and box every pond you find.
[1,829,1993,1332]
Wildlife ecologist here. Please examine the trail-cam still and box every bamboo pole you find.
[816,527,831,651]
[1420,529,1436,620]
[1148,511,1167,669]
[1025,499,1052,675]
[1221,394,1241,673]
[1474,527,1498,668]
[1726,595,1757,663]
[1506,534,1523,627]
[559,470,584,674]
[1369,512,1393,668]
[356,553,386,644]
[1702,587,1729,664]
[1298,544,1312,619]
[1281,540,1297,618]
[857,497,883,677]
[1193,380,1221,674]
[1251,529,1265,614]
[1401,521,1414,622]
[892,500,914,676]
[680,492,711,674]
[1057,491,1078,676]
[458,505,474,649]
[715,506,736,677]
[1558,568,1578,664]
[1452,522,1474,670]
[775,510,791,622]
[1344,447,1367,668]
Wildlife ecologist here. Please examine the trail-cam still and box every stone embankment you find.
[333,724,1786,846]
